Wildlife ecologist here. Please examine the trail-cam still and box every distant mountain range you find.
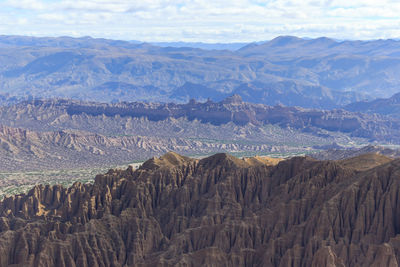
[3,35,400,267]
[149,41,249,51]
[1,35,400,108]
[310,145,400,160]
[1,95,399,143]
[345,92,400,117]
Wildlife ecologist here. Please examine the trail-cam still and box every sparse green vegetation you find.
[0,162,142,199]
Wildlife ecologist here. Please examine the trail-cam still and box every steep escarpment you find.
[0,152,399,266]
[0,97,399,142]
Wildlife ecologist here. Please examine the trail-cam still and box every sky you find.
[1,0,400,42]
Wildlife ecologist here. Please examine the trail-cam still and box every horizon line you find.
[0,34,399,45]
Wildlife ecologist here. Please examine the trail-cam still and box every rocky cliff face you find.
[0,152,400,266]
[0,97,399,142]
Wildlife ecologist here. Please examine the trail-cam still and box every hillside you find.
[1,35,400,108]
[0,152,399,266]
[0,124,296,173]
[345,92,400,117]
[1,95,393,197]
[0,96,398,143]
[311,145,400,160]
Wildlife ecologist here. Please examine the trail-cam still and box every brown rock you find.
[0,152,399,266]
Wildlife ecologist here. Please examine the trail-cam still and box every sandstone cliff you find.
[0,152,399,266]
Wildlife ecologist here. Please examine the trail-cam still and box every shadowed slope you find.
[337,152,393,171]
[0,152,399,266]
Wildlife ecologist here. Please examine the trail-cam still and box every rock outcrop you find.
[1,97,399,142]
[0,152,400,266]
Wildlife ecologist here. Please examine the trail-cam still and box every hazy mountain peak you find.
[221,94,243,104]
[0,35,400,108]
[268,35,305,46]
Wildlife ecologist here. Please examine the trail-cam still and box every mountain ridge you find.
[0,35,400,108]
[0,152,399,266]
[345,92,400,117]
[1,96,397,142]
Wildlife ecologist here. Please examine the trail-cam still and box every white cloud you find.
[5,0,47,10]
[0,0,399,42]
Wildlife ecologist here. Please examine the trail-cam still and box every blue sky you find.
[0,0,400,42]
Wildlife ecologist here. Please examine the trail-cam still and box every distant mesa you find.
[3,95,400,142]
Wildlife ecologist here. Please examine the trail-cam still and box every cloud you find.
[5,0,47,10]
[0,0,399,42]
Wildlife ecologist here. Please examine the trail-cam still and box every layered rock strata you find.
[0,97,398,141]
